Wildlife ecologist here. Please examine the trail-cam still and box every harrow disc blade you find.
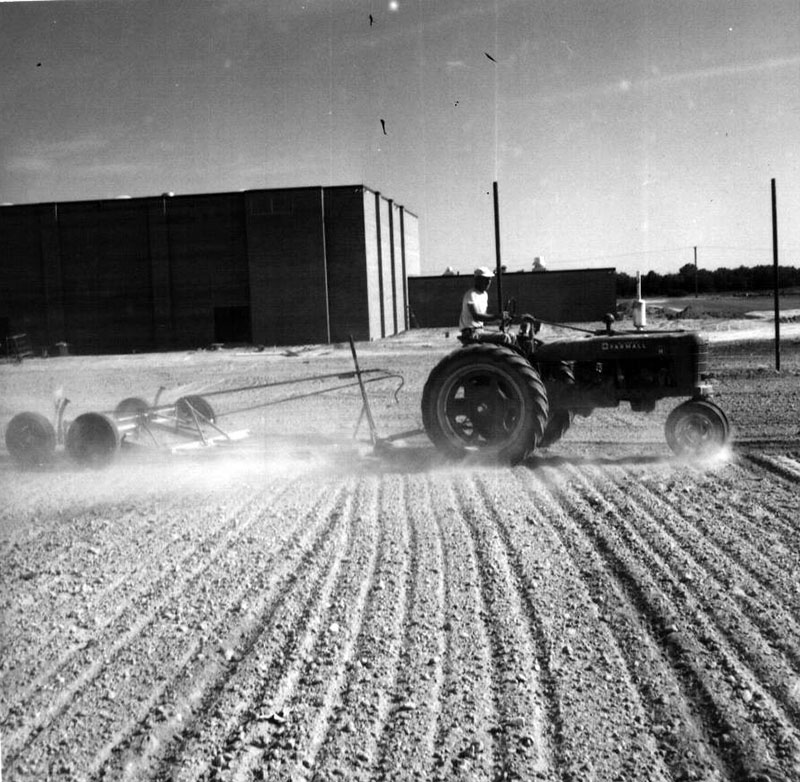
[66,413,120,468]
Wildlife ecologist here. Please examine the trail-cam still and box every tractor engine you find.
[535,331,710,413]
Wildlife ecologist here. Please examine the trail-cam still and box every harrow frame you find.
[4,338,404,468]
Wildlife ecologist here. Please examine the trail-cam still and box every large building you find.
[0,185,419,354]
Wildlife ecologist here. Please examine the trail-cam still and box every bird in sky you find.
[484,52,497,63]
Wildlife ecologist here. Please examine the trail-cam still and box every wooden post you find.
[493,181,503,314]
[772,178,780,371]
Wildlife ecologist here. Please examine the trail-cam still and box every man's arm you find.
[467,301,500,324]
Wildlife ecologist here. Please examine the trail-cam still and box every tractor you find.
[421,312,731,464]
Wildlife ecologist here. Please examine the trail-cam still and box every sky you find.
[1,0,799,277]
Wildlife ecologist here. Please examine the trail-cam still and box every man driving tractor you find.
[459,266,515,346]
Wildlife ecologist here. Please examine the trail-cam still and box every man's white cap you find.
[473,266,495,278]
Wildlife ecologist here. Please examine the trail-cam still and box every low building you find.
[408,268,616,327]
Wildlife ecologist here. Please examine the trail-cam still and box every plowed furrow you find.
[619,465,800,661]
[218,476,383,782]
[4,479,332,779]
[308,476,413,780]
[524,464,729,781]
[744,452,800,486]
[457,479,560,779]
[285,477,406,780]
[549,462,797,780]
[478,471,670,782]
[425,476,499,778]
[114,480,359,782]
[371,475,445,779]
[723,457,800,537]
[2,488,264,763]
[579,462,800,738]
[0,489,258,701]
[641,458,800,558]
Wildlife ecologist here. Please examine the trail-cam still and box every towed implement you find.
[4,339,402,469]
[5,393,248,469]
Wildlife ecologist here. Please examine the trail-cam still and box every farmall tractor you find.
[421,312,731,464]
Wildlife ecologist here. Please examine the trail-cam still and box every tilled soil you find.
[2,328,800,781]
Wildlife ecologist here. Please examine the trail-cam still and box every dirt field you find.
[2,310,800,781]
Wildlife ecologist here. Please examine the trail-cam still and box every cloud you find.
[523,54,800,107]
[6,156,52,173]
[4,131,144,179]
[654,54,800,85]
[17,133,111,160]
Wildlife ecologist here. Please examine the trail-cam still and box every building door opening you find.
[214,306,251,344]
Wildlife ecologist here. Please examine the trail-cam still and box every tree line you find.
[617,264,800,297]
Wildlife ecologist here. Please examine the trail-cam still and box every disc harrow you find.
[4,338,404,469]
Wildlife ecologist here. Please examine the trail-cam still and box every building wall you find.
[399,208,419,329]
[246,188,330,347]
[401,209,421,278]
[0,205,50,346]
[168,193,250,346]
[408,268,617,328]
[389,201,403,334]
[379,198,394,338]
[362,189,408,341]
[362,191,383,341]
[324,186,369,343]
[0,184,417,353]
[57,200,154,353]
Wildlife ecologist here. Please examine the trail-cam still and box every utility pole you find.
[772,178,780,371]
[693,246,698,298]
[493,181,503,314]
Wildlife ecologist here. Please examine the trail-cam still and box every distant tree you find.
[616,263,799,298]
[616,271,636,297]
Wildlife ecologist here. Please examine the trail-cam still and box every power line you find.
[545,244,799,266]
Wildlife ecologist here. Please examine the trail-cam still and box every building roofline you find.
[0,184,418,217]
[410,267,616,279]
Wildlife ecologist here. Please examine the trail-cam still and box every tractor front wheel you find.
[422,344,549,464]
[665,399,730,458]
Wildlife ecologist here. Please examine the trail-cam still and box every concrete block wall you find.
[0,205,52,347]
[55,200,154,353]
[323,186,370,343]
[408,268,617,328]
[245,188,329,347]
[0,184,418,353]
[167,193,250,346]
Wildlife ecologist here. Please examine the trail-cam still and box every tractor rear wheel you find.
[422,345,548,464]
[6,412,56,467]
[66,413,120,468]
[665,399,729,457]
